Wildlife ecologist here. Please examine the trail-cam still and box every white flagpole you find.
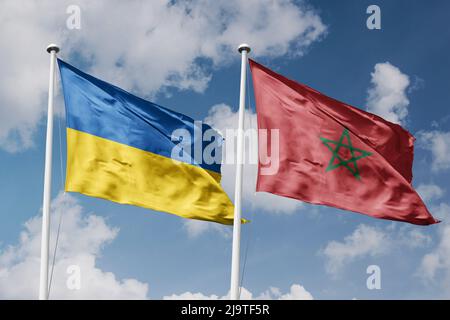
[230,43,251,300]
[39,44,60,300]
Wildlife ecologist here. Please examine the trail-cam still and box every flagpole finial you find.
[46,44,60,54]
[238,43,251,53]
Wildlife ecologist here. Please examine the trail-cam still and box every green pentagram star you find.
[320,128,372,180]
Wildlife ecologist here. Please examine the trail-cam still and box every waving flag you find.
[58,59,235,224]
[249,59,438,225]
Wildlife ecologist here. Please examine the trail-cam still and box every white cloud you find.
[366,62,411,125]
[245,284,313,300]
[0,1,64,152]
[418,219,450,296]
[417,184,445,203]
[322,225,388,275]
[183,219,231,239]
[417,130,450,171]
[322,224,431,276]
[164,283,313,300]
[0,193,149,299]
[430,202,450,222]
[400,228,433,249]
[164,291,221,300]
[0,0,326,152]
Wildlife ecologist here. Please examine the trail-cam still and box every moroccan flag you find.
[249,59,438,225]
[58,59,236,224]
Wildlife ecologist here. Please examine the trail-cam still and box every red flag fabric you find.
[249,59,438,225]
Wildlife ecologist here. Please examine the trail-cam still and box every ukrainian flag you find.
[58,59,236,224]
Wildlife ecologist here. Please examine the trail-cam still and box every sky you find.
[1,0,450,299]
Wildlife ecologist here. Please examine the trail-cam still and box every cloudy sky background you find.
[1,0,450,299]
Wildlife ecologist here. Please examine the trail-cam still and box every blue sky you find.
[1,0,450,299]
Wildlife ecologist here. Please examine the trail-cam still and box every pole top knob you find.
[238,43,251,53]
[46,44,60,54]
